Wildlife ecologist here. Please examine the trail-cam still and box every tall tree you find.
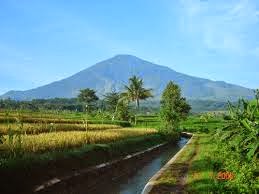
[78,88,99,111]
[160,81,191,131]
[103,89,120,113]
[121,75,153,109]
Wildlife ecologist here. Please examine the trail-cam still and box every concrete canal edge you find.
[141,132,194,194]
[34,142,168,192]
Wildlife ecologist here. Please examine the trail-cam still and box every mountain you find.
[0,54,254,101]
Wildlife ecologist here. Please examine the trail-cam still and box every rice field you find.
[0,123,121,134]
[0,110,158,163]
[0,110,131,126]
[0,110,85,120]
[0,128,156,155]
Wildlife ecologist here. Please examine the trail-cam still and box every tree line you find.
[1,75,191,132]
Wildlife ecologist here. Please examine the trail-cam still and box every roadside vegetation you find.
[149,92,259,193]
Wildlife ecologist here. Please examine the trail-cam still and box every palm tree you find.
[121,75,153,109]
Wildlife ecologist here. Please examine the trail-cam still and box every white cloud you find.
[179,0,259,55]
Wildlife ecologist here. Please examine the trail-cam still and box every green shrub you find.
[212,97,259,192]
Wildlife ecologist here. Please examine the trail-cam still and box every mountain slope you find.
[1,55,254,101]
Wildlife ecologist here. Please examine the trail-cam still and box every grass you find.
[179,115,228,132]
[135,115,161,128]
[185,134,216,193]
[150,134,217,193]
[150,107,259,193]
[151,138,197,187]
[135,114,229,131]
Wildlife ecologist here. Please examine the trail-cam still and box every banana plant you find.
[220,98,259,161]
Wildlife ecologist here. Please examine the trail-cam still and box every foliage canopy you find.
[121,75,153,109]
[78,88,99,111]
[160,81,191,131]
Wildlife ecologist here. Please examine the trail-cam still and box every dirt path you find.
[174,139,198,194]
[150,136,199,194]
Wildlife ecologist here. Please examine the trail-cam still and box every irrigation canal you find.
[39,137,189,194]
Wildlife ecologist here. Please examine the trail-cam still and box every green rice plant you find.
[179,114,228,133]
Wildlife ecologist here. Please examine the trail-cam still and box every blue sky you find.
[0,0,259,95]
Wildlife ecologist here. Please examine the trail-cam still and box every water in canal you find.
[89,137,189,194]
